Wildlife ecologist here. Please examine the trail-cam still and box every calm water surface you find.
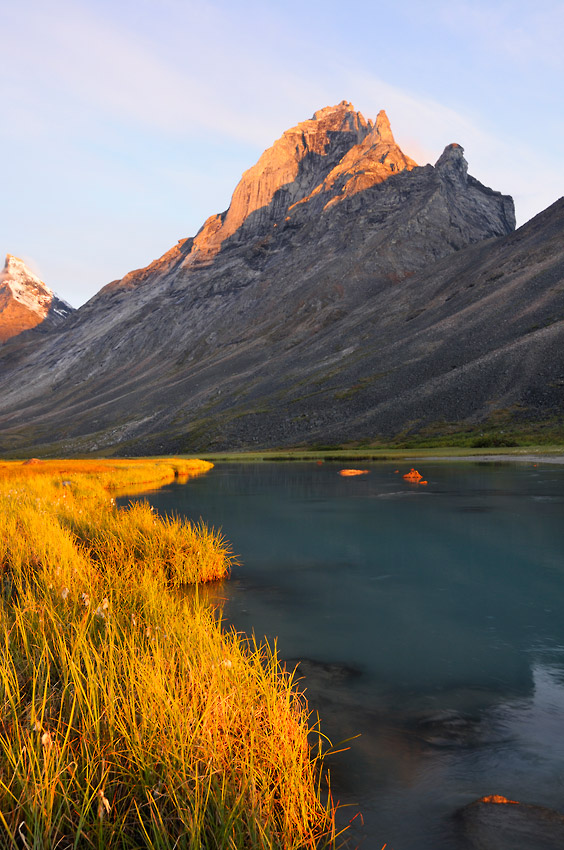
[124,462,564,849]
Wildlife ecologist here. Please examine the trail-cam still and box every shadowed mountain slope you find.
[2,102,554,456]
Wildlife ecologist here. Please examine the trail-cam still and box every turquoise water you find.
[123,462,564,848]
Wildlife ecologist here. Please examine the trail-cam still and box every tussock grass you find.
[0,459,338,849]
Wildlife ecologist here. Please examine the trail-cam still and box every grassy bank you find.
[196,445,564,463]
[0,458,338,849]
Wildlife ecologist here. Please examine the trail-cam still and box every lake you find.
[122,461,564,849]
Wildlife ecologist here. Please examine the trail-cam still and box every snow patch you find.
[0,255,52,317]
[0,254,74,321]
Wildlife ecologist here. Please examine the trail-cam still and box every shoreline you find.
[420,453,564,465]
[196,446,564,464]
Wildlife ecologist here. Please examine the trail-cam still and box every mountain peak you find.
[188,102,375,262]
[286,109,417,214]
[1,254,50,297]
[187,104,422,263]
[310,101,372,131]
[312,100,355,119]
[0,254,74,343]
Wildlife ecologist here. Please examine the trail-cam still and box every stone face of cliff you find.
[0,255,74,343]
[189,101,377,262]
[0,102,536,456]
[287,109,418,213]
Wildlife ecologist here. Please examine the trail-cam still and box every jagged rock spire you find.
[374,109,395,145]
[435,143,469,184]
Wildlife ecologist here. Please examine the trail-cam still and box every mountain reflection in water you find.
[121,462,564,849]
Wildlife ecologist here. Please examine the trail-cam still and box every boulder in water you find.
[456,795,564,850]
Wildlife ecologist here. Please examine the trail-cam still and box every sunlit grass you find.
[0,458,339,849]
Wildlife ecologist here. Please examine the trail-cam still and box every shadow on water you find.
[121,462,564,849]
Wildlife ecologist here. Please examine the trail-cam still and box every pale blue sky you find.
[2,0,563,306]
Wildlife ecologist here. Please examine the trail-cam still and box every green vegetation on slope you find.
[196,445,564,464]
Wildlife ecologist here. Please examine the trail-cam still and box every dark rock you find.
[456,796,564,850]
[412,710,502,748]
[287,658,363,688]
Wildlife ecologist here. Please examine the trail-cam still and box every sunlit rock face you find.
[288,110,418,212]
[185,104,514,268]
[0,102,540,456]
[189,101,378,261]
[0,255,74,343]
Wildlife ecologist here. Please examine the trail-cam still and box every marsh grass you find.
[0,458,339,849]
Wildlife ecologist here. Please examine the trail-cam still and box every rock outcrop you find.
[0,255,74,343]
[0,102,550,457]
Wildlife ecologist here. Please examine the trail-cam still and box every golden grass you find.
[0,458,339,849]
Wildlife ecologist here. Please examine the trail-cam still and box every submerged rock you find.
[412,709,504,749]
[288,658,363,688]
[456,795,564,850]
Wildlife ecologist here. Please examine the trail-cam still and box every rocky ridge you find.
[0,255,74,343]
[2,102,557,456]
[188,101,379,262]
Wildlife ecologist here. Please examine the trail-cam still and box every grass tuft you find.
[0,458,339,849]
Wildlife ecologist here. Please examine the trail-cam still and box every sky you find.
[1,0,563,308]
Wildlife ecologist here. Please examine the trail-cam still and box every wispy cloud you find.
[438,0,564,70]
[2,2,241,139]
[0,0,329,148]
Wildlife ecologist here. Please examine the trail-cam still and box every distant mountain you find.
[3,101,560,457]
[0,255,74,343]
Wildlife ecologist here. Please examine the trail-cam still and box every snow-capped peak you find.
[0,254,54,317]
[0,254,74,318]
